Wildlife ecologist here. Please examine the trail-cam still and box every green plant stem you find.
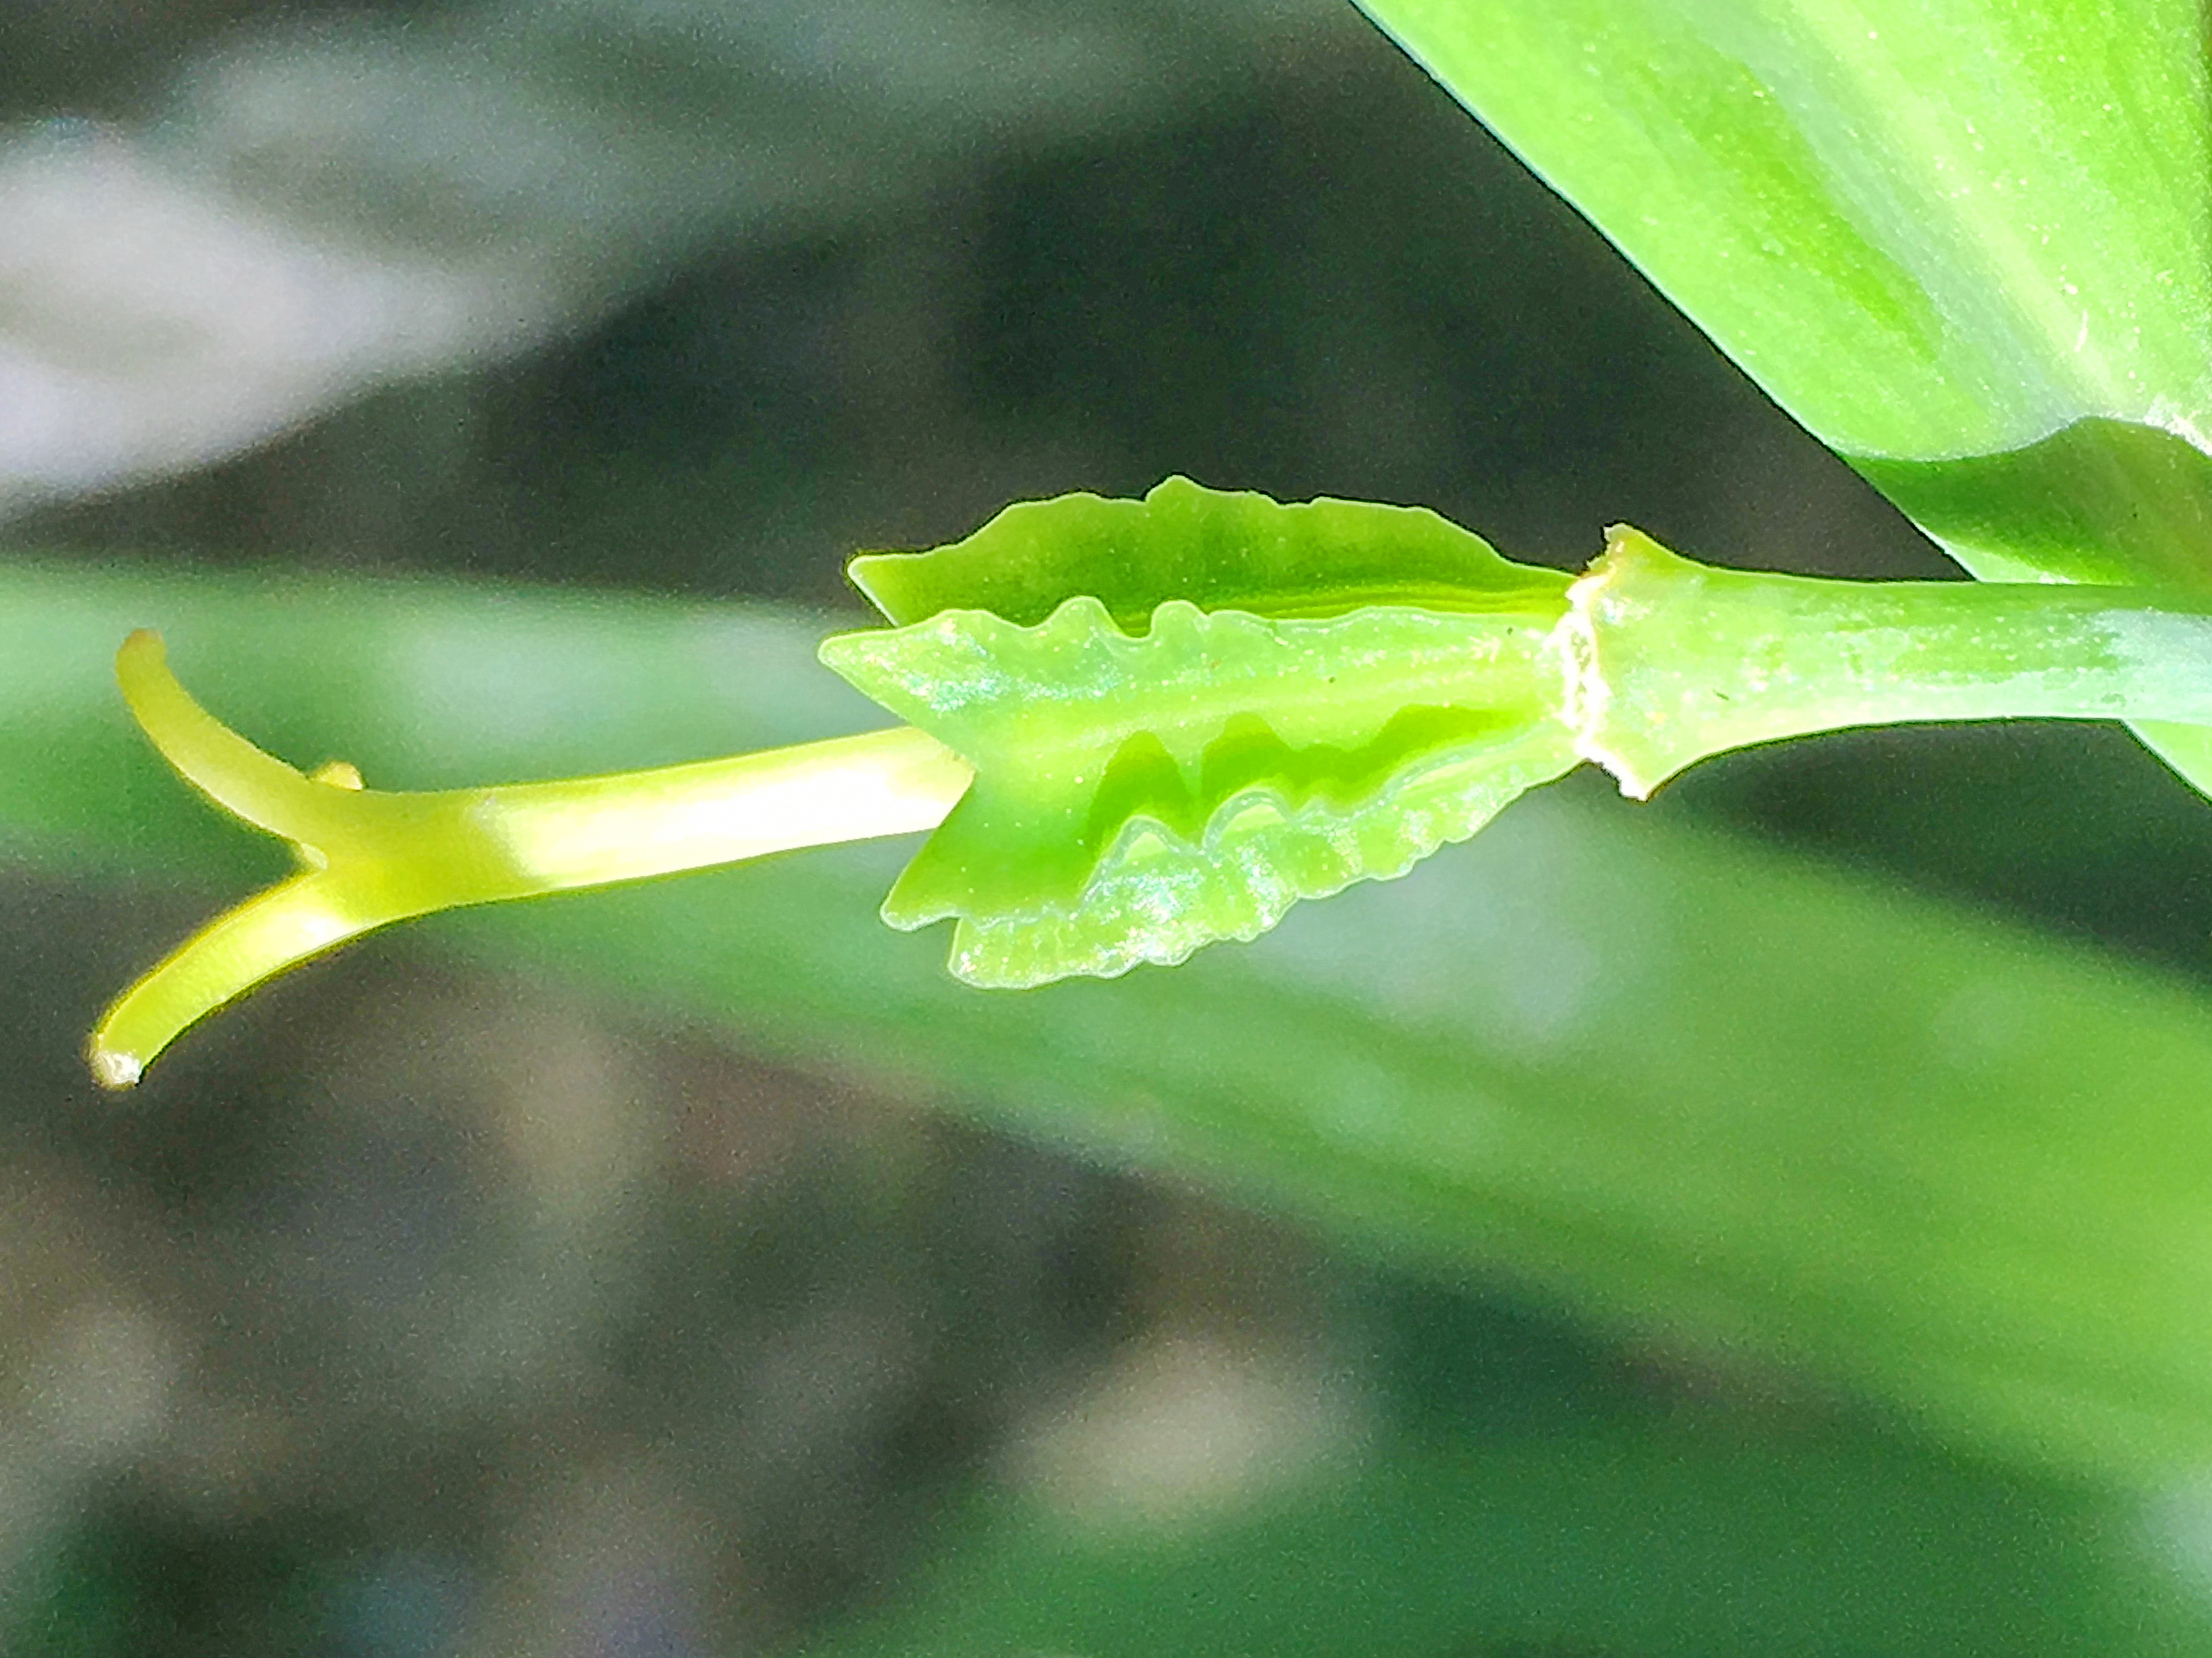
[91,538,2212,1087]
[1571,529,2212,796]
[88,631,972,1086]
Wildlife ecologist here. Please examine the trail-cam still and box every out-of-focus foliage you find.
[815,1416,2212,1657]
[10,0,2212,1652]
[0,0,1340,508]
[18,566,2212,1648]
[19,561,2212,1491]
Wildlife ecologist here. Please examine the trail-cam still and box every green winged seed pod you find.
[87,478,2212,1084]
[820,478,1581,985]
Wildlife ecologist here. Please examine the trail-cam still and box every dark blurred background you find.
[9,2,2212,1654]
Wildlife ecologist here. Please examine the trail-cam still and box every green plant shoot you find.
[89,478,2212,1087]
[1356,0,2212,796]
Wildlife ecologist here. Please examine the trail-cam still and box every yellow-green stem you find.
[89,631,972,1087]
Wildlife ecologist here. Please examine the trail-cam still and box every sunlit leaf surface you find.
[1358,0,2212,472]
[844,475,1571,628]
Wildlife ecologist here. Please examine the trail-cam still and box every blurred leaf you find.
[808,1420,2212,1657]
[0,0,1346,510]
[14,563,2212,1486]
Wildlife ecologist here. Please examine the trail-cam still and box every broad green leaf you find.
[1356,0,2212,785]
[23,562,2212,1484]
[822,481,1575,984]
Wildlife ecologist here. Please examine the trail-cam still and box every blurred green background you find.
[10,1,2212,1653]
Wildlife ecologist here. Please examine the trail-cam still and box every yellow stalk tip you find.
[87,1042,143,1091]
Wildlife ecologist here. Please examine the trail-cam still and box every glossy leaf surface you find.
[1356,0,2212,470]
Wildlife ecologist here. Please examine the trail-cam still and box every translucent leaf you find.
[822,482,1576,983]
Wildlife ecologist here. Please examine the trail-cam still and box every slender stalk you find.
[89,631,972,1087]
[1564,529,2212,797]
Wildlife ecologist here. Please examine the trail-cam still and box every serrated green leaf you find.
[844,475,1568,629]
[822,484,1577,985]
